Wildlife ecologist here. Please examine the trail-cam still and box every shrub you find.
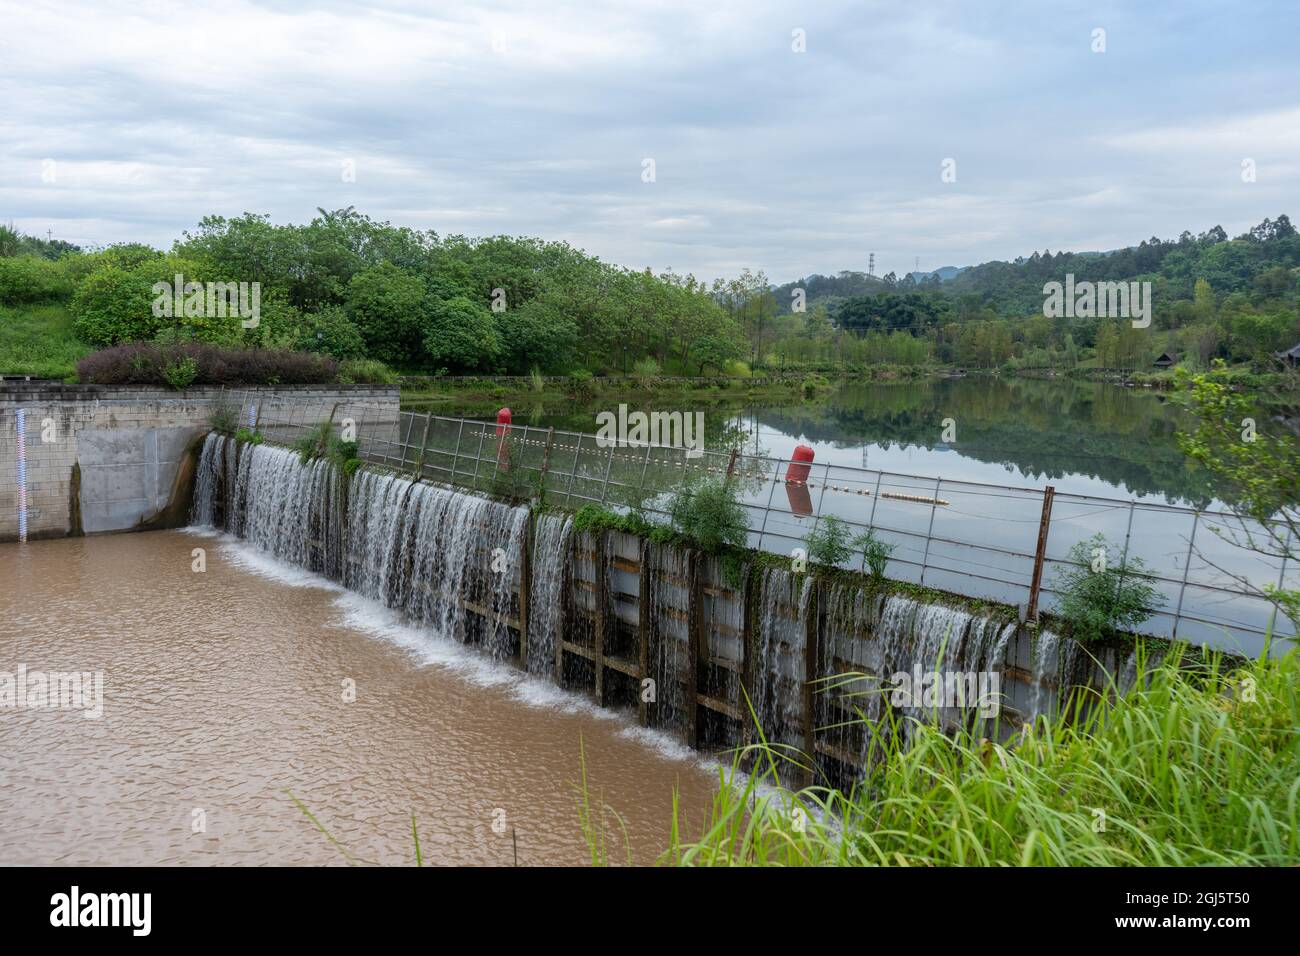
[632,357,661,384]
[233,427,263,445]
[296,305,366,359]
[668,477,748,554]
[77,342,339,386]
[854,527,895,580]
[1052,533,1163,641]
[207,397,239,435]
[337,358,397,384]
[162,355,199,390]
[0,255,73,304]
[805,515,854,567]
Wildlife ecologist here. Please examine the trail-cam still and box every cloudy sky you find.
[2,0,1296,283]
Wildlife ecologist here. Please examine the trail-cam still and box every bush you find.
[77,342,339,386]
[337,358,397,384]
[296,305,366,359]
[854,527,895,580]
[0,255,73,304]
[805,515,854,566]
[632,357,661,384]
[207,396,239,435]
[162,355,199,390]
[233,427,263,445]
[1052,533,1163,641]
[668,477,748,554]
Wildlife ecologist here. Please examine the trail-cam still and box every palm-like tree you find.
[0,223,22,257]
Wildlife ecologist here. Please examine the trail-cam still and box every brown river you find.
[0,531,718,865]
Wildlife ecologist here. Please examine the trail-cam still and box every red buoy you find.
[495,407,513,469]
[785,444,815,485]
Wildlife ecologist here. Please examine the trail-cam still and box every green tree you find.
[420,296,498,371]
[346,262,426,365]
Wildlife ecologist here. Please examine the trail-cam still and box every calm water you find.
[0,532,716,865]
[429,378,1213,507]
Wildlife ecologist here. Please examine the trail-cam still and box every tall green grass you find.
[655,645,1300,866]
[0,302,90,379]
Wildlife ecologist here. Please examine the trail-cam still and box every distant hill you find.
[907,266,965,283]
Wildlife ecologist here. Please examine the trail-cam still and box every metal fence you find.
[236,394,1296,658]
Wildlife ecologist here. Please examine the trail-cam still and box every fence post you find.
[918,476,943,586]
[597,443,616,505]
[538,426,556,491]
[447,419,465,485]
[1266,526,1291,644]
[1026,485,1056,621]
[413,413,433,480]
[1171,511,1200,639]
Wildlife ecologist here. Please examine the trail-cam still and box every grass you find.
[0,302,90,379]
[647,643,1300,866]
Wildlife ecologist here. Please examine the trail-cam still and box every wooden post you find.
[638,540,651,727]
[1026,485,1056,622]
[802,577,820,786]
[412,412,433,480]
[686,550,702,749]
[593,532,607,706]
[518,511,532,670]
[538,426,556,492]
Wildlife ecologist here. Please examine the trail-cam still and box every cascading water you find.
[191,435,529,663]
[645,542,690,734]
[750,567,811,753]
[527,513,573,676]
[1026,629,1083,722]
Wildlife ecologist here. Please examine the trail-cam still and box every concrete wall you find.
[0,384,399,541]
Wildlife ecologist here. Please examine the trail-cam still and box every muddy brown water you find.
[0,531,718,865]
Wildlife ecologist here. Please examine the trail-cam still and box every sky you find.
[2,0,1297,284]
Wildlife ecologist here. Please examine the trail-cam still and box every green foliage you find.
[207,397,239,435]
[233,427,263,445]
[296,304,366,359]
[0,255,74,304]
[422,296,498,370]
[854,527,896,580]
[805,515,854,566]
[0,303,90,379]
[668,477,748,554]
[1052,534,1162,641]
[346,262,426,365]
[337,358,397,384]
[162,355,199,390]
[661,646,1300,865]
[632,356,661,383]
[1176,363,1300,631]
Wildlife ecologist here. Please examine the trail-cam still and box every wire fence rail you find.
[228,391,1295,657]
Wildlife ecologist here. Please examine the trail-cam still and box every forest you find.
[1,211,1297,380]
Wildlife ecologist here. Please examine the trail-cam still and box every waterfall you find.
[190,435,529,662]
[191,433,223,527]
[527,513,573,676]
[750,567,810,753]
[645,542,690,734]
[1027,629,1082,722]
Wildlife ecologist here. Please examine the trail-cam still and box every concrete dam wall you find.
[0,383,399,541]
[192,433,1157,785]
